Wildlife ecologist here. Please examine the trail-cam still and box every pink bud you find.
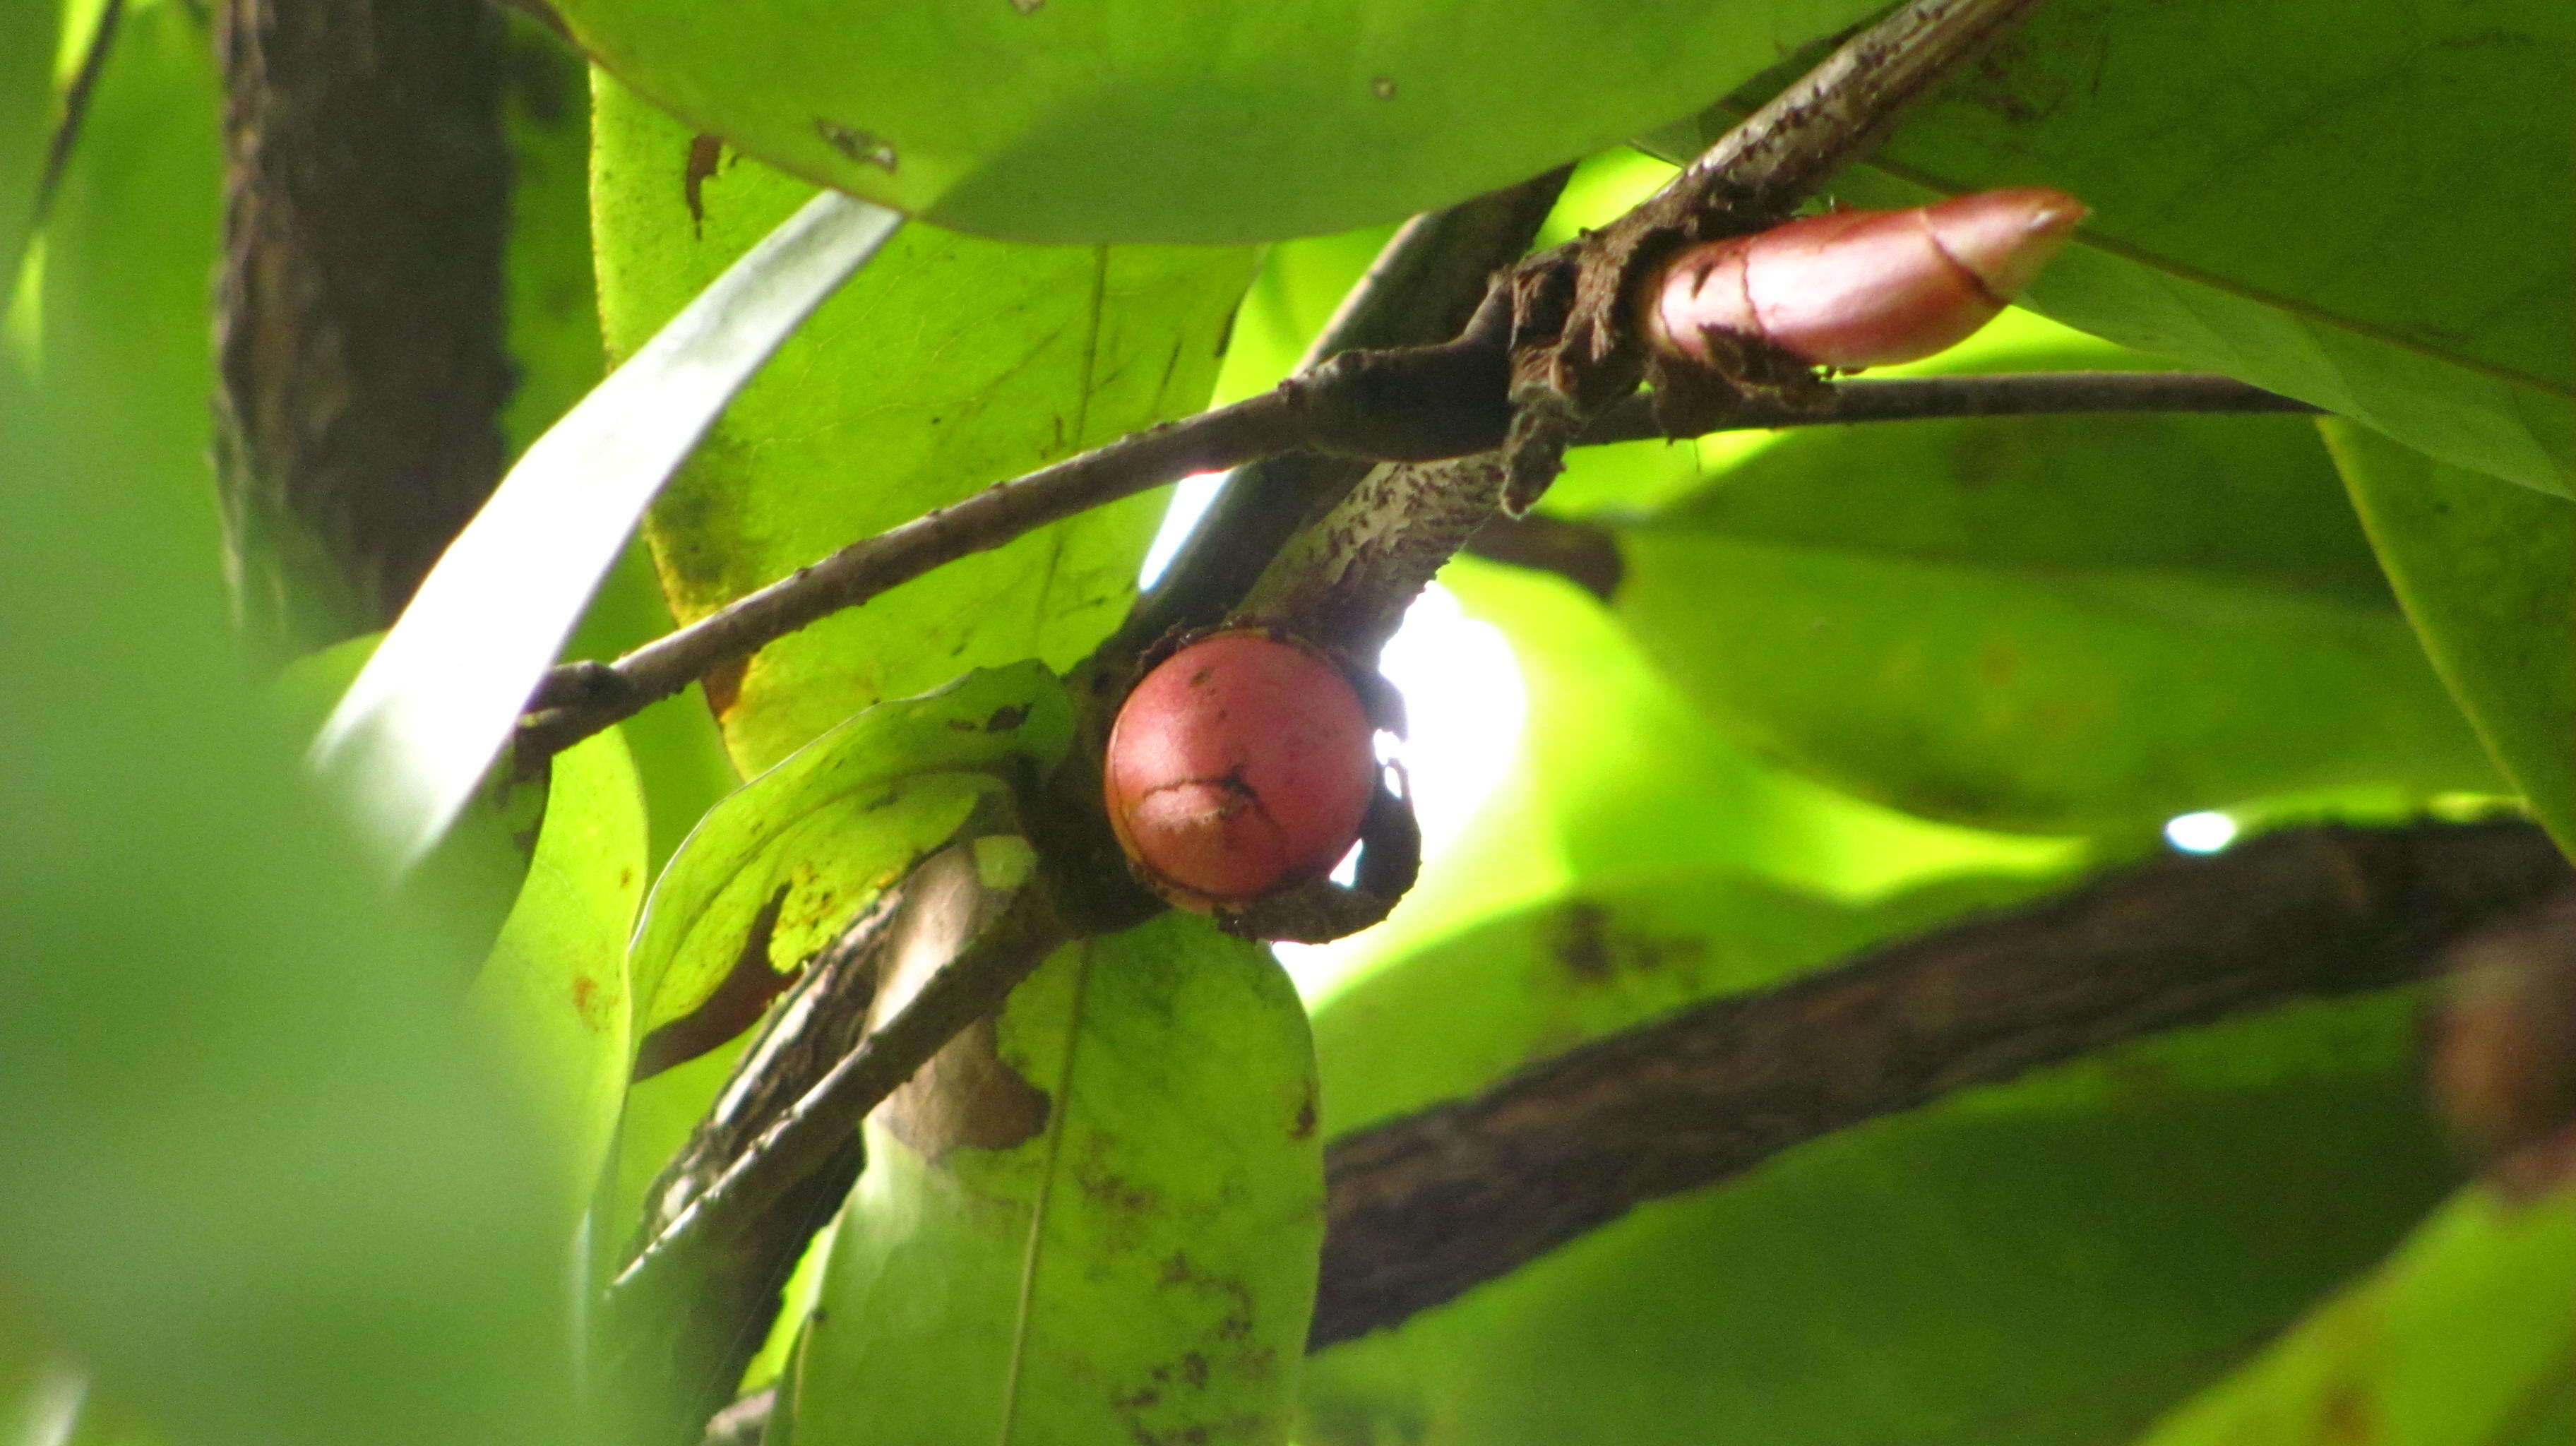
[1644,187,2087,372]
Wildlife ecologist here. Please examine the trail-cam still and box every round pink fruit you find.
[1104,629,1378,910]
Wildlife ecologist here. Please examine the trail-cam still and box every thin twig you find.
[521,368,2291,758]
[1580,371,2315,443]
[515,388,1307,750]
[24,0,126,241]
[1309,818,2572,1347]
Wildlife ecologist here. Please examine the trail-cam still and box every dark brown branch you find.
[214,0,514,659]
[1309,818,2574,1348]
[600,827,1069,1442]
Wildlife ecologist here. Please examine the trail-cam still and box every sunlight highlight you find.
[2163,811,2238,854]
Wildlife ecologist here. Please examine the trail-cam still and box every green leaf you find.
[785,910,1322,1446]
[496,11,606,460]
[553,0,1881,244]
[0,0,55,291]
[592,76,1256,775]
[626,662,1071,1044]
[469,724,649,1222]
[1302,874,2462,1446]
[2,256,574,1446]
[273,633,549,962]
[312,183,901,873]
[1600,349,2498,835]
[2130,1174,2576,1446]
[2325,421,2576,859]
[20,0,220,553]
[1648,0,2576,495]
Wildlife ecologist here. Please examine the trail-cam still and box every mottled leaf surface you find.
[1647,0,2576,494]
[789,911,1321,1446]
[1602,342,2496,835]
[592,76,1253,775]
[556,0,1878,243]
[2326,421,2576,858]
[624,662,1071,1046]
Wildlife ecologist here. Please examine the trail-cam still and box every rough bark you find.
[1311,818,2574,1347]
[214,0,513,657]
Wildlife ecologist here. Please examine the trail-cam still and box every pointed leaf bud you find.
[1644,187,2087,372]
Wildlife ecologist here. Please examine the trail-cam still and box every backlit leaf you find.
[2325,421,2576,858]
[312,177,902,871]
[1647,0,2576,494]
[624,662,1071,1048]
[787,910,1321,1446]
[592,75,1255,774]
[1599,347,2497,835]
[554,0,1882,243]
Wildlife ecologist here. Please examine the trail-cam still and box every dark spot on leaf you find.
[813,119,898,172]
[986,703,1031,732]
[570,974,600,1024]
[703,659,747,719]
[618,867,636,890]
[867,789,902,811]
[2316,1382,2374,1446]
[683,134,723,237]
[2492,1122,2576,1205]
[633,885,799,1080]
[1080,1163,1161,1216]
[1550,900,1706,986]
[1290,1087,1316,1140]
[1556,900,1613,981]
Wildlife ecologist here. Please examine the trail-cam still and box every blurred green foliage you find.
[6,1,2570,1442]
